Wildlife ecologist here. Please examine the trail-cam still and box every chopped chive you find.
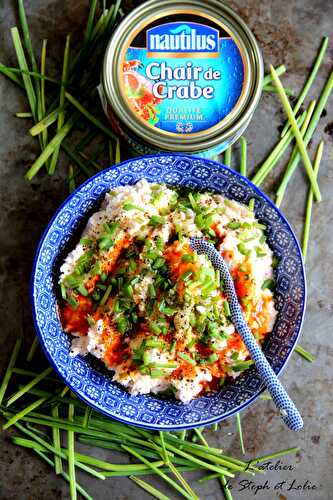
[181,254,194,263]
[223,300,231,317]
[302,141,324,261]
[239,137,247,177]
[180,270,193,281]
[295,345,315,363]
[237,242,250,256]
[170,340,176,353]
[150,369,165,378]
[150,363,178,370]
[261,278,275,290]
[153,257,165,269]
[203,353,219,365]
[0,337,22,405]
[248,198,255,211]
[178,353,196,366]
[188,192,198,212]
[122,202,144,211]
[148,283,156,298]
[227,221,241,229]
[149,215,165,226]
[100,284,112,306]
[16,111,32,118]
[270,65,321,202]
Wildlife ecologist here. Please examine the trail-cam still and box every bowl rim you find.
[30,153,307,430]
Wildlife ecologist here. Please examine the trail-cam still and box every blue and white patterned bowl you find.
[31,154,306,430]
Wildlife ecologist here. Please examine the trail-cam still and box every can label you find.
[120,14,246,136]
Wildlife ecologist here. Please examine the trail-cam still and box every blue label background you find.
[125,38,244,134]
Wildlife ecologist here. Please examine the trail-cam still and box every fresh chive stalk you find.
[235,412,245,455]
[239,137,247,177]
[65,92,116,140]
[302,141,324,260]
[52,405,63,474]
[224,146,232,168]
[67,403,77,500]
[252,110,307,186]
[280,37,328,137]
[49,34,71,174]
[262,64,286,87]
[3,396,48,429]
[0,337,22,405]
[270,65,321,202]
[6,366,53,407]
[276,68,333,206]
[10,27,36,118]
[25,113,78,180]
[26,335,39,362]
[129,476,170,500]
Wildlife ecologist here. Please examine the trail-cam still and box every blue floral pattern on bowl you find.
[31,154,306,430]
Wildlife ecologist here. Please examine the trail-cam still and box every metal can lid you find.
[103,0,263,151]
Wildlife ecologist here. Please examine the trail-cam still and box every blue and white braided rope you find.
[190,238,303,431]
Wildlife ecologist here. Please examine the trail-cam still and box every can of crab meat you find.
[101,0,263,158]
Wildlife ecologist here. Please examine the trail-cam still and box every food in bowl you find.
[59,179,277,403]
